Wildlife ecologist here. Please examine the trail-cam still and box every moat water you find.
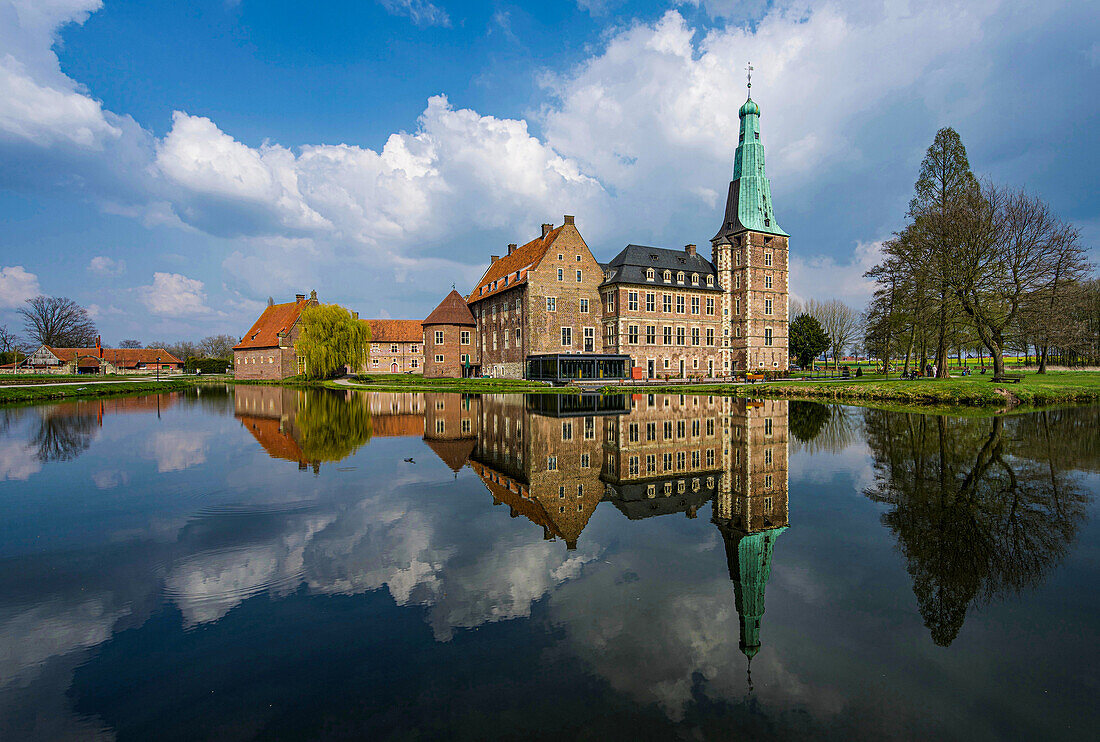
[0,387,1097,741]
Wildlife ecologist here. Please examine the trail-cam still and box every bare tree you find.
[18,296,98,347]
[807,298,860,369]
[118,339,143,348]
[946,183,1079,378]
[0,325,19,353]
[198,334,237,359]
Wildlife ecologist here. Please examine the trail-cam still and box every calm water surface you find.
[0,387,1097,741]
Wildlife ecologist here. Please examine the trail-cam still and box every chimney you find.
[507,243,517,255]
[563,215,575,226]
[685,244,697,257]
[541,223,553,238]
[490,255,500,264]
[309,289,317,302]
[295,293,306,302]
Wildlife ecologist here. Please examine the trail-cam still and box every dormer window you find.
[691,273,699,286]
[663,270,671,282]
[676,271,685,283]
[706,275,714,287]
[646,268,655,281]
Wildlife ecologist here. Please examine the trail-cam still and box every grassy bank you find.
[332,374,555,394]
[0,373,153,386]
[610,371,1100,407]
[0,380,192,404]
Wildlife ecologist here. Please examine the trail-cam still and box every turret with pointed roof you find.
[423,289,480,378]
[712,70,791,374]
[713,91,786,242]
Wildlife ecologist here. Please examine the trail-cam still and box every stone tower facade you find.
[712,90,790,373]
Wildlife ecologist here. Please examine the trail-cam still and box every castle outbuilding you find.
[422,289,479,378]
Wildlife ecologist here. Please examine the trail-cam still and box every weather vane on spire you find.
[746,62,753,95]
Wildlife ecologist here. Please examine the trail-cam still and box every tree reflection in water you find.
[862,409,1090,646]
[32,408,100,462]
[295,391,373,463]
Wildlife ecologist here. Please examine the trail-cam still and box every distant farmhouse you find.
[234,89,788,382]
[20,337,181,374]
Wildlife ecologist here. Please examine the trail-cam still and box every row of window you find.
[644,268,715,287]
[371,357,420,368]
[371,343,418,354]
[620,325,717,347]
[432,330,472,345]
[427,354,473,365]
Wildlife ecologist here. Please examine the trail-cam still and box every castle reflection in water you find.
[234,386,789,660]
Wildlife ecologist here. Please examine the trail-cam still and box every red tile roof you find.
[423,289,476,326]
[235,298,310,350]
[364,319,423,343]
[46,346,182,367]
[468,225,564,304]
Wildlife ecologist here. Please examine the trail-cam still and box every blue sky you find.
[0,0,1097,343]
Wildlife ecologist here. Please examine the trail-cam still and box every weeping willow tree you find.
[295,390,373,462]
[295,304,370,379]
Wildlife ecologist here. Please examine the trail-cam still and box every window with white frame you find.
[461,331,470,345]
[627,291,638,311]
[579,298,588,313]
[764,251,772,266]
[435,354,444,363]
[646,268,655,281]
[435,330,444,344]
[646,292,656,312]
[547,297,556,311]
[561,327,572,346]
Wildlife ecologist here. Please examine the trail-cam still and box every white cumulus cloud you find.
[139,272,210,317]
[0,265,40,308]
[86,255,125,276]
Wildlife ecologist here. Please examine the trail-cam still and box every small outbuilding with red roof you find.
[423,288,479,378]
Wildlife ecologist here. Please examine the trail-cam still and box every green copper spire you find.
[713,67,787,241]
[724,526,787,658]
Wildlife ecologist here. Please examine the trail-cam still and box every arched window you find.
[691,273,699,285]
[646,268,655,281]
[663,270,671,282]
[706,275,714,287]
[677,271,685,283]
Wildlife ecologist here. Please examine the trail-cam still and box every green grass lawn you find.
[726,370,1100,407]
[0,373,153,386]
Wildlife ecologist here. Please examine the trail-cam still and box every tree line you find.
[0,295,239,366]
[862,127,1095,377]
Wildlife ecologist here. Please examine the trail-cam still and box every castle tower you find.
[714,398,789,670]
[712,69,789,373]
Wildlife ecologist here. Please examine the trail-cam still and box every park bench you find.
[992,374,1023,383]
[745,373,767,384]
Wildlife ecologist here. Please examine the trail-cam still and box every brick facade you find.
[361,319,424,374]
[233,292,317,380]
[468,216,605,378]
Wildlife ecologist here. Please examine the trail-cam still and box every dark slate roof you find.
[600,245,720,290]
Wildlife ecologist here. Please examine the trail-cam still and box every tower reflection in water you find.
[233,386,790,664]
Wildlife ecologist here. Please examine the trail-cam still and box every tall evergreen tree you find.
[909,127,976,377]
